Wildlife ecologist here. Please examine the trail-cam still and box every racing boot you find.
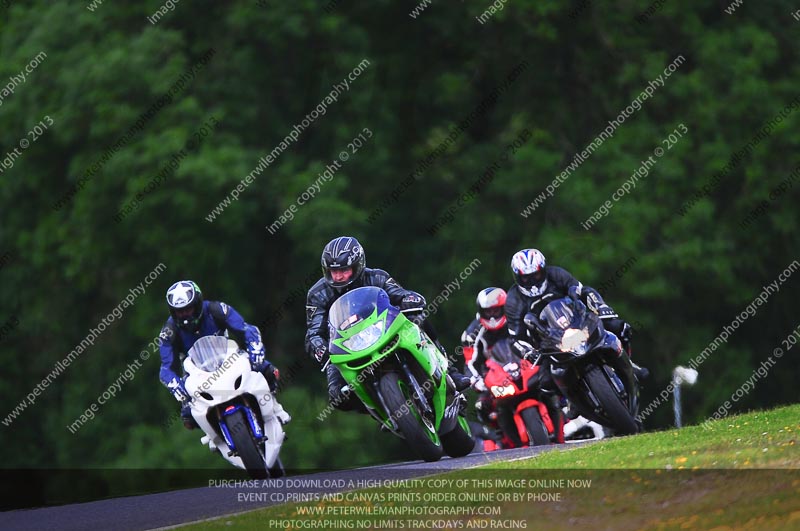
[180,402,199,430]
[272,396,292,425]
[631,361,650,381]
[618,322,649,381]
[326,365,367,413]
[447,367,472,392]
[431,338,471,391]
[543,393,565,444]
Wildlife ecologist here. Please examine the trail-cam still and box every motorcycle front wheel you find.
[584,365,638,435]
[225,409,268,479]
[441,416,475,457]
[520,407,551,446]
[379,372,443,462]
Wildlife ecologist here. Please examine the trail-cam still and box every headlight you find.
[342,321,385,351]
[491,385,515,398]
[560,328,590,355]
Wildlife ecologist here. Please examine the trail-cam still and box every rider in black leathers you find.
[305,236,471,412]
[506,249,648,383]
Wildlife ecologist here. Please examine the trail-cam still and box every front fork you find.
[372,354,456,434]
[218,403,266,456]
[603,350,639,417]
[551,350,639,421]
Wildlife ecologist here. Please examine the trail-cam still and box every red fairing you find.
[482,357,564,446]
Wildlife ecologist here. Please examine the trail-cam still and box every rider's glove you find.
[248,339,266,367]
[471,376,487,392]
[309,337,328,364]
[263,362,279,390]
[596,305,618,319]
[512,339,536,360]
[519,341,542,362]
[585,291,618,319]
[568,284,581,302]
[167,378,191,403]
[460,329,476,346]
[519,344,541,363]
[399,293,426,312]
[313,347,328,364]
[523,350,540,363]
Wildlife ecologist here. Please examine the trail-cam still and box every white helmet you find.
[476,287,507,331]
[510,249,547,297]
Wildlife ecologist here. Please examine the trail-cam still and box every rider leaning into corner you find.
[464,286,564,446]
[462,287,522,448]
[158,280,288,429]
[461,289,502,447]
[305,236,472,413]
[505,249,649,414]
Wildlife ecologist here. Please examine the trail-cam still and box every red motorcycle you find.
[482,340,564,446]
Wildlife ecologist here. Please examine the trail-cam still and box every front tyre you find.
[225,409,268,479]
[520,407,550,446]
[268,457,285,479]
[584,365,638,435]
[441,416,475,457]
[379,372,443,462]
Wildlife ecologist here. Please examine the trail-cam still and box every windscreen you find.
[188,335,230,372]
[328,286,384,331]
[540,299,577,330]
[538,298,600,353]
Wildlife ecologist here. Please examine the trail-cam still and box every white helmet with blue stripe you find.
[511,249,547,297]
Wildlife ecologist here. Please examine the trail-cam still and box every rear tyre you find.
[225,409,268,479]
[520,407,550,446]
[584,365,638,435]
[441,416,475,457]
[379,372,443,462]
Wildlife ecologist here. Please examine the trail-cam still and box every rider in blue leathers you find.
[159,280,280,429]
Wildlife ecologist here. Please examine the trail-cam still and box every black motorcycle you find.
[525,297,640,435]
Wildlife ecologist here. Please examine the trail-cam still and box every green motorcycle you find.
[327,286,474,462]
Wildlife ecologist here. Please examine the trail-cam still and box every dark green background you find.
[0,0,797,479]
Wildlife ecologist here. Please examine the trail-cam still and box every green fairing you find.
[330,307,449,430]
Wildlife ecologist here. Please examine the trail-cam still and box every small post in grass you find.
[672,366,698,428]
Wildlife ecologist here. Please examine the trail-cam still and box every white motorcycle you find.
[184,336,291,478]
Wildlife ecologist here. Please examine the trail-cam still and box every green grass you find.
[487,404,800,469]
[180,404,800,530]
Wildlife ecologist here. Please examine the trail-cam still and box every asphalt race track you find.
[1,444,583,531]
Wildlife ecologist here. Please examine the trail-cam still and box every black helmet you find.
[166,280,204,332]
[321,236,366,289]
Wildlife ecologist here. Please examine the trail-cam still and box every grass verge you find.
[180,404,800,530]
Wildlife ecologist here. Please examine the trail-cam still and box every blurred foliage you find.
[0,0,798,480]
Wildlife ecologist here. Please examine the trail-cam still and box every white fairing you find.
[183,337,287,470]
